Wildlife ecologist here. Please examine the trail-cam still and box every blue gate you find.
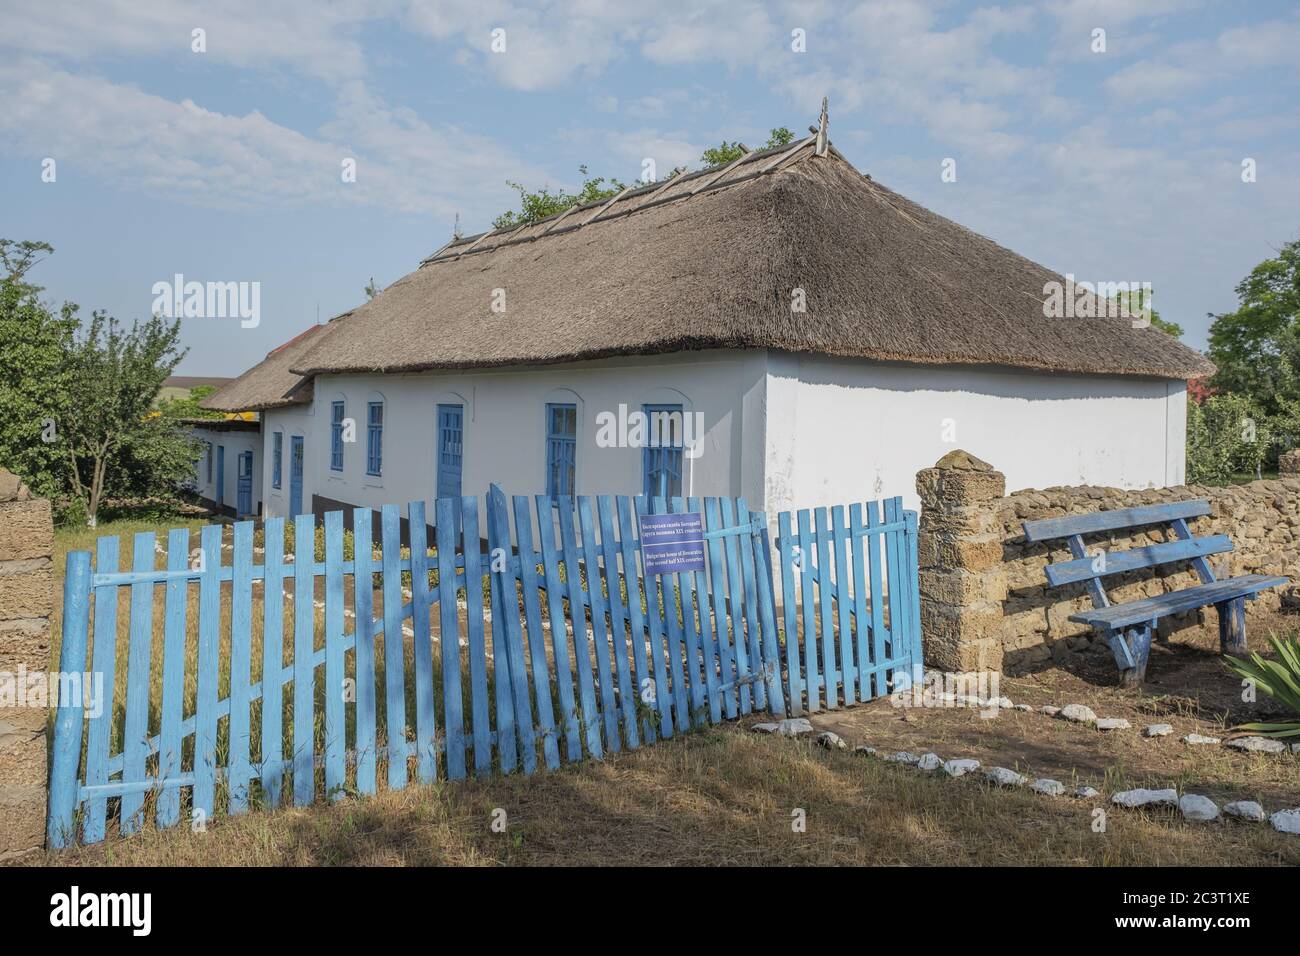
[47,487,920,848]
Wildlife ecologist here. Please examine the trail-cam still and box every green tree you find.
[701,127,795,167]
[0,240,78,497]
[493,165,627,229]
[60,310,189,526]
[1186,392,1273,484]
[1207,239,1300,418]
[156,385,223,421]
[1110,287,1183,337]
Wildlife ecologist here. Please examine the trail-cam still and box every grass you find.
[29,722,1300,867]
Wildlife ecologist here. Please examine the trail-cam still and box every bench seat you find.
[1070,574,1288,630]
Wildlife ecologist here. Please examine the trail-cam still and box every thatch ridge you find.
[200,321,333,412]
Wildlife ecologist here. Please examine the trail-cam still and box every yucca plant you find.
[1223,633,1300,738]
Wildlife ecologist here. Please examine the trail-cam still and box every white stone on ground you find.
[1179,794,1220,822]
[1183,733,1221,745]
[751,723,779,734]
[1031,778,1065,796]
[777,718,814,737]
[853,745,876,756]
[916,752,943,771]
[1014,704,1033,712]
[1292,743,1300,754]
[1059,703,1097,723]
[1144,723,1173,738]
[817,731,846,750]
[983,767,1027,787]
[1226,736,1286,754]
[1039,705,1060,716]
[1269,809,1300,834]
[1224,801,1266,823]
[1074,786,1101,799]
[883,751,920,765]
[943,758,980,778]
[1112,788,1178,808]
[1096,718,1131,731]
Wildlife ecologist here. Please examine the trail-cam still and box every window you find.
[269,431,282,489]
[642,403,684,499]
[367,402,383,476]
[330,401,345,471]
[205,442,212,483]
[545,403,576,498]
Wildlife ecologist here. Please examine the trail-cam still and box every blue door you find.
[215,445,225,510]
[437,404,464,499]
[237,451,254,517]
[289,436,304,518]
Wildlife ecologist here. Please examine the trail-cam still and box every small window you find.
[642,403,684,499]
[272,431,283,489]
[205,442,212,483]
[366,402,383,477]
[330,401,345,471]
[545,403,577,498]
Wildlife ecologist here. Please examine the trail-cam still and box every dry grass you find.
[27,721,1300,867]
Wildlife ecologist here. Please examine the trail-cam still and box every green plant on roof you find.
[1222,633,1300,738]
[701,127,795,168]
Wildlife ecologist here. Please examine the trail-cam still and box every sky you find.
[2,0,1298,376]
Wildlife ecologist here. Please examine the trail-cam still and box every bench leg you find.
[1217,597,1247,656]
[1116,623,1152,688]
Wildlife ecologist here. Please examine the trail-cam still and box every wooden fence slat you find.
[735,497,767,712]
[671,496,706,724]
[47,550,91,849]
[261,517,286,807]
[514,497,562,770]
[323,512,347,799]
[687,497,721,725]
[489,488,538,773]
[653,496,690,732]
[636,495,676,736]
[579,497,621,749]
[777,511,802,715]
[194,524,222,819]
[156,528,189,829]
[380,505,408,789]
[228,521,255,813]
[616,496,657,743]
[120,531,157,835]
[408,504,439,783]
[720,498,752,716]
[849,504,870,703]
[750,510,786,716]
[703,498,738,719]
[461,498,493,776]
[597,496,639,747]
[831,505,855,705]
[293,513,317,805]
[82,537,119,844]
[485,495,518,773]
[882,497,904,687]
[537,496,583,760]
[350,511,377,795]
[558,498,604,756]
[905,510,925,689]
[865,501,887,698]
[796,509,819,712]
[813,507,838,709]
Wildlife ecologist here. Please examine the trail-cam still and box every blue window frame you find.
[205,442,212,483]
[642,403,684,499]
[545,403,577,498]
[330,401,345,471]
[366,402,383,477]
[272,431,283,489]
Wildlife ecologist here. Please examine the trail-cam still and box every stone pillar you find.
[0,469,54,861]
[1280,449,1300,476]
[915,451,1007,673]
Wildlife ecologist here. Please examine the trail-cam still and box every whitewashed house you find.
[201,129,1212,528]
[186,418,263,518]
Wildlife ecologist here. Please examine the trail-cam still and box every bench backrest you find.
[1023,499,1224,598]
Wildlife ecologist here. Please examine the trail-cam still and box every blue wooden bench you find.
[1023,500,1287,686]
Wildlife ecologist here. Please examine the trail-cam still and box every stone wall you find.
[917,450,1300,674]
[0,469,54,860]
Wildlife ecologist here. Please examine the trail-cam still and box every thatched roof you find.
[200,322,333,412]
[286,138,1212,382]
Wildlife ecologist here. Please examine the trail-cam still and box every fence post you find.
[47,550,91,850]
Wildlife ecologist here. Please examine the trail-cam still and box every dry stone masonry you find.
[917,450,1300,673]
[0,469,54,861]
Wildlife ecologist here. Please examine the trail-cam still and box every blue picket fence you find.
[47,486,920,848]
